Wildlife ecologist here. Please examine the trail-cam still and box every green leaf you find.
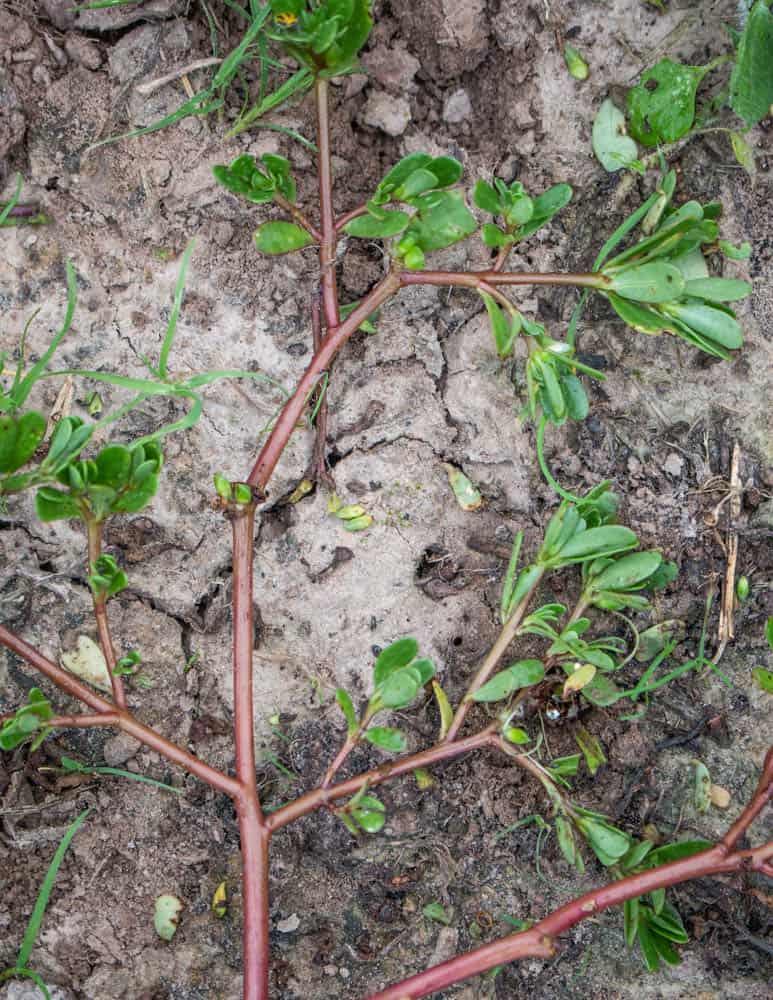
[350,794,386,833]
[501,530,523,623]
[405,191,478,252]
[645,839,712,866]
[560,374,588,421]
[606,262,685,303]
[767,616,773,651]
[577,817,630,864]
[344,210,411,239]
[683,277,752,302]
[579,671,621,707]
[730,130,756,176]
[364,726,407,752]
[552,526,638,565]
[649,887,666,915]
[592,98,639,172]
[379,153,433,194]
[479,291,520,359]
[624,897,640,949]
[254,221,314,255]
[753,667,773,693]
[628,59,709,146]
[0,411,46,475]
[427,156,463,188]
[730,0,773,126]
[718,239,751,261]
[422,901,452,925]
[555,814,584,873]
[444,463,483,511]
[660,302,743,350]
[637,919,661,971]
[473,180,503,215]
[590,551,663,593]
[574,725,606,776]
[607,294,670,335]
[504,726,530,745]
[564,45,589,81]
[336,688,359,735]
[550,753,581,776]
[395,168,441,199]
[374,638,419,684]
[379,671,420,709]
[471,659,545,702]
[35,487,82,523]
[481,223,513,248]
[620,840,654,872]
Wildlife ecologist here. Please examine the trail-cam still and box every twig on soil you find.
[134,58,223,96]
[713,442,742,665]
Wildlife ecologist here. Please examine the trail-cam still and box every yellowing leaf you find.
[212,881,228,917]
[432,680,454,740]
[444,463,483,511]
[154,894,183,941]
[709,784,731,809]
[60,636,112,693]
[563,662,597,696]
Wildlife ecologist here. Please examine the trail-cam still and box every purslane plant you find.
[1,4,768,1000]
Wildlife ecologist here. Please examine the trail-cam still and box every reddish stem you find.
[273,193,322,243]
[230,504,271,1000]
[315,78,340,333]
[444,568,545,743]
[0,622,241,797]
[246,273,401,490]
[400,270,607,291]
[267,728,497,832]
[335,202,368,232]
[48,712,121,727]
[87,519,127,710]
[365,840,773,1000]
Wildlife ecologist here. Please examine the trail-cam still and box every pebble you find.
[443,88,473,123]
[102,731,138,767]
[663,452,684,477]
[276,912,300,933]
[361,91,411,136]
[64,33,102,71]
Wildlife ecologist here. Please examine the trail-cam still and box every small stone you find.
[64,33,103,71]
[102,731,138,767]
[430,926,459,966]
[6,20,33,50]
[442,88,472,124]
[710,784,731,809]
[323,965,338,977]
[663,452,684,478]
[213,222,234,248]
[361,42,420,93]
[361,91,411,136]
[276,912,300,933]
[32,65,52,87]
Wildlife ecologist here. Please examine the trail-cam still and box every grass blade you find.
[0,173,22,226]
[158,239,195,379]
[14,263,78,408]
[16,808,90,970]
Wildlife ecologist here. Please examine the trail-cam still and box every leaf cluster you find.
[0,689,53,751]
[473,179,572,249]
[266,0,373,77]
[598,176,750,359]
[36,441,163,524]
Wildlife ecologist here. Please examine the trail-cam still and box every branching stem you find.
[86,519,127,710]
